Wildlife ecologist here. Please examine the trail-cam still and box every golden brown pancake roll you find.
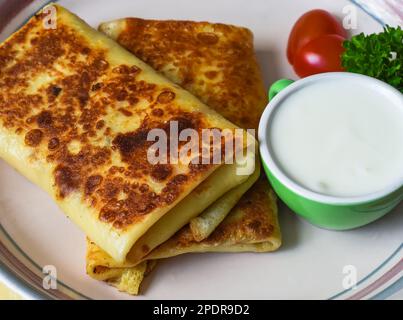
[86,17,281,295]
[99,17,271,242]
[0,4,257,265]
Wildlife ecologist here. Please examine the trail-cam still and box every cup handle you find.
[268,79,294,100]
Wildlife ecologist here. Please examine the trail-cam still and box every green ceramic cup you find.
[258,73,403,230]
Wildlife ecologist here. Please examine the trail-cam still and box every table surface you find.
[0,282,21,300]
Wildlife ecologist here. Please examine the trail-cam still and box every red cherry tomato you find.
[293,34,345,78]
[287,9,347,65]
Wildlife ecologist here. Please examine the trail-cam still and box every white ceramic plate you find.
[0,0,402,300]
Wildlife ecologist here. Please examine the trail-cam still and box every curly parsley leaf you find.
[342,25,403,93]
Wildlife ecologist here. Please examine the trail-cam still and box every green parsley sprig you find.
[342,25,403,93]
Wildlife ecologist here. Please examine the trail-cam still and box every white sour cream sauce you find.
[270,79,403,197]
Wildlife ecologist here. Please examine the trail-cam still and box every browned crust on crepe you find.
[0,8,241,231]
[101,18,267,129]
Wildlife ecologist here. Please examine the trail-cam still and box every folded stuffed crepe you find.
[0,5,257,264]
[99,17,270,242]
[87,17,281,295]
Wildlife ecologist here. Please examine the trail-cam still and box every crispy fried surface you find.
[99,16,281,250]
[0,6,241,231]
[85,17,280,295]
[100,18,267,129]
